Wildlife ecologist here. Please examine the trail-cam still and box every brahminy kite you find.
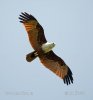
[19,12,73,85]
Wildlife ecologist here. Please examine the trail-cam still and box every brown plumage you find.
[19,12,73,85]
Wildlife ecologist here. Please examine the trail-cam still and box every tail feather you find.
[26,51,38,62]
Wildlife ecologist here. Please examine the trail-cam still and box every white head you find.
[42,42,55,53]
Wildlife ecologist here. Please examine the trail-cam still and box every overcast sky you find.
[0,0,93,100]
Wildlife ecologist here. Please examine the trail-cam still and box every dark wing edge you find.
[19,12,36,23]
[39,51,73,85]
[63,66,73,85]
[51,51,73,85]
[19,12,47,47]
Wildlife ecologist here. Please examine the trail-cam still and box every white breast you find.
[41,42,55,53]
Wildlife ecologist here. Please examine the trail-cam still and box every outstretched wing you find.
[39,51,73,85]
[19,12,47,50]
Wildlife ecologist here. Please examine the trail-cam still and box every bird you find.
[19,12,73,85]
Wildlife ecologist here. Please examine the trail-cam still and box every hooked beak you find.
[52,43,55,47]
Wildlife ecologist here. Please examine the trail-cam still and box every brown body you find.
[19,12,73,85]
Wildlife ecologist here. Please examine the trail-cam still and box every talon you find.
[34,52,38,56]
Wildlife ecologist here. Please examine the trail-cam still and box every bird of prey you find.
[19,12,73,85]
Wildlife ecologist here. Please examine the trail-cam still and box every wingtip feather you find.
[19,12,36,23]
[63,67,73,85]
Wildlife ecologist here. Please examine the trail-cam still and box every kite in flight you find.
[19,12,73,85]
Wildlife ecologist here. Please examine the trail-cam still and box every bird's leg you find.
[34,52,38,56]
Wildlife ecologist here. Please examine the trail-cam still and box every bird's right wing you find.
[19,12,47,50]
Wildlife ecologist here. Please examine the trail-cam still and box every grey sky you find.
[0,0,93,100]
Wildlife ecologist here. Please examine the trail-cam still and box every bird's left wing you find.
[39,51,73,85]
[19,12,47,50]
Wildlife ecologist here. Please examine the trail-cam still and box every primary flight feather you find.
[19,12,73,85]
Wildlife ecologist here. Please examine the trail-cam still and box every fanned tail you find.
[26,51,38,62]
